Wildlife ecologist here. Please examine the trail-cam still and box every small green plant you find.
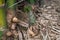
[6,0,16,9]
[0,31,3,40]
[24,0,36,25]
[26,0,36,4]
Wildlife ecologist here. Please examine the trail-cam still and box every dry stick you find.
[46,28,51,40]
[20,30,25,40]
[40,25,49,40]
[40,21,60,39]
[8,0,24,8]
[47,21,60,34]
[37,12,60,34]
[40,30,48,40]
[17,26,22,40]
[38,22,51,40]
[18,30,23,40]
[17,9,29,27]
[39,20,60,35]
[18,20,29,28]
[16,9,25,14]
[40,28,51,40]
[38,22,48,40]
[49,26,60,34]
[17,24,25,40]
[54,26,60,30]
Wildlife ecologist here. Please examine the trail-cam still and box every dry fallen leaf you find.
[6,31,12,36]
[28,29,35,37]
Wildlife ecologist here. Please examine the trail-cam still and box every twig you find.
[8,0,24,8]
[40,30,48,40]
[18,20,29,28]
[17,26,25,40]
[16,9,25,14]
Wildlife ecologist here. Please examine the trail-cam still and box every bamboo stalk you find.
[0,0,6,29]
[0,0,7,39]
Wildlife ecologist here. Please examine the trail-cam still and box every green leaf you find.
[24,5,36,25]
[0,31,3,37]
[6,0,16,9]
[26,0,36,4]
[0,31,3,40]
[24,5,32,12]
[29,11,36,25]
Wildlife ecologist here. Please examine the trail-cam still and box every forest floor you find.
[3,0,60,40]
